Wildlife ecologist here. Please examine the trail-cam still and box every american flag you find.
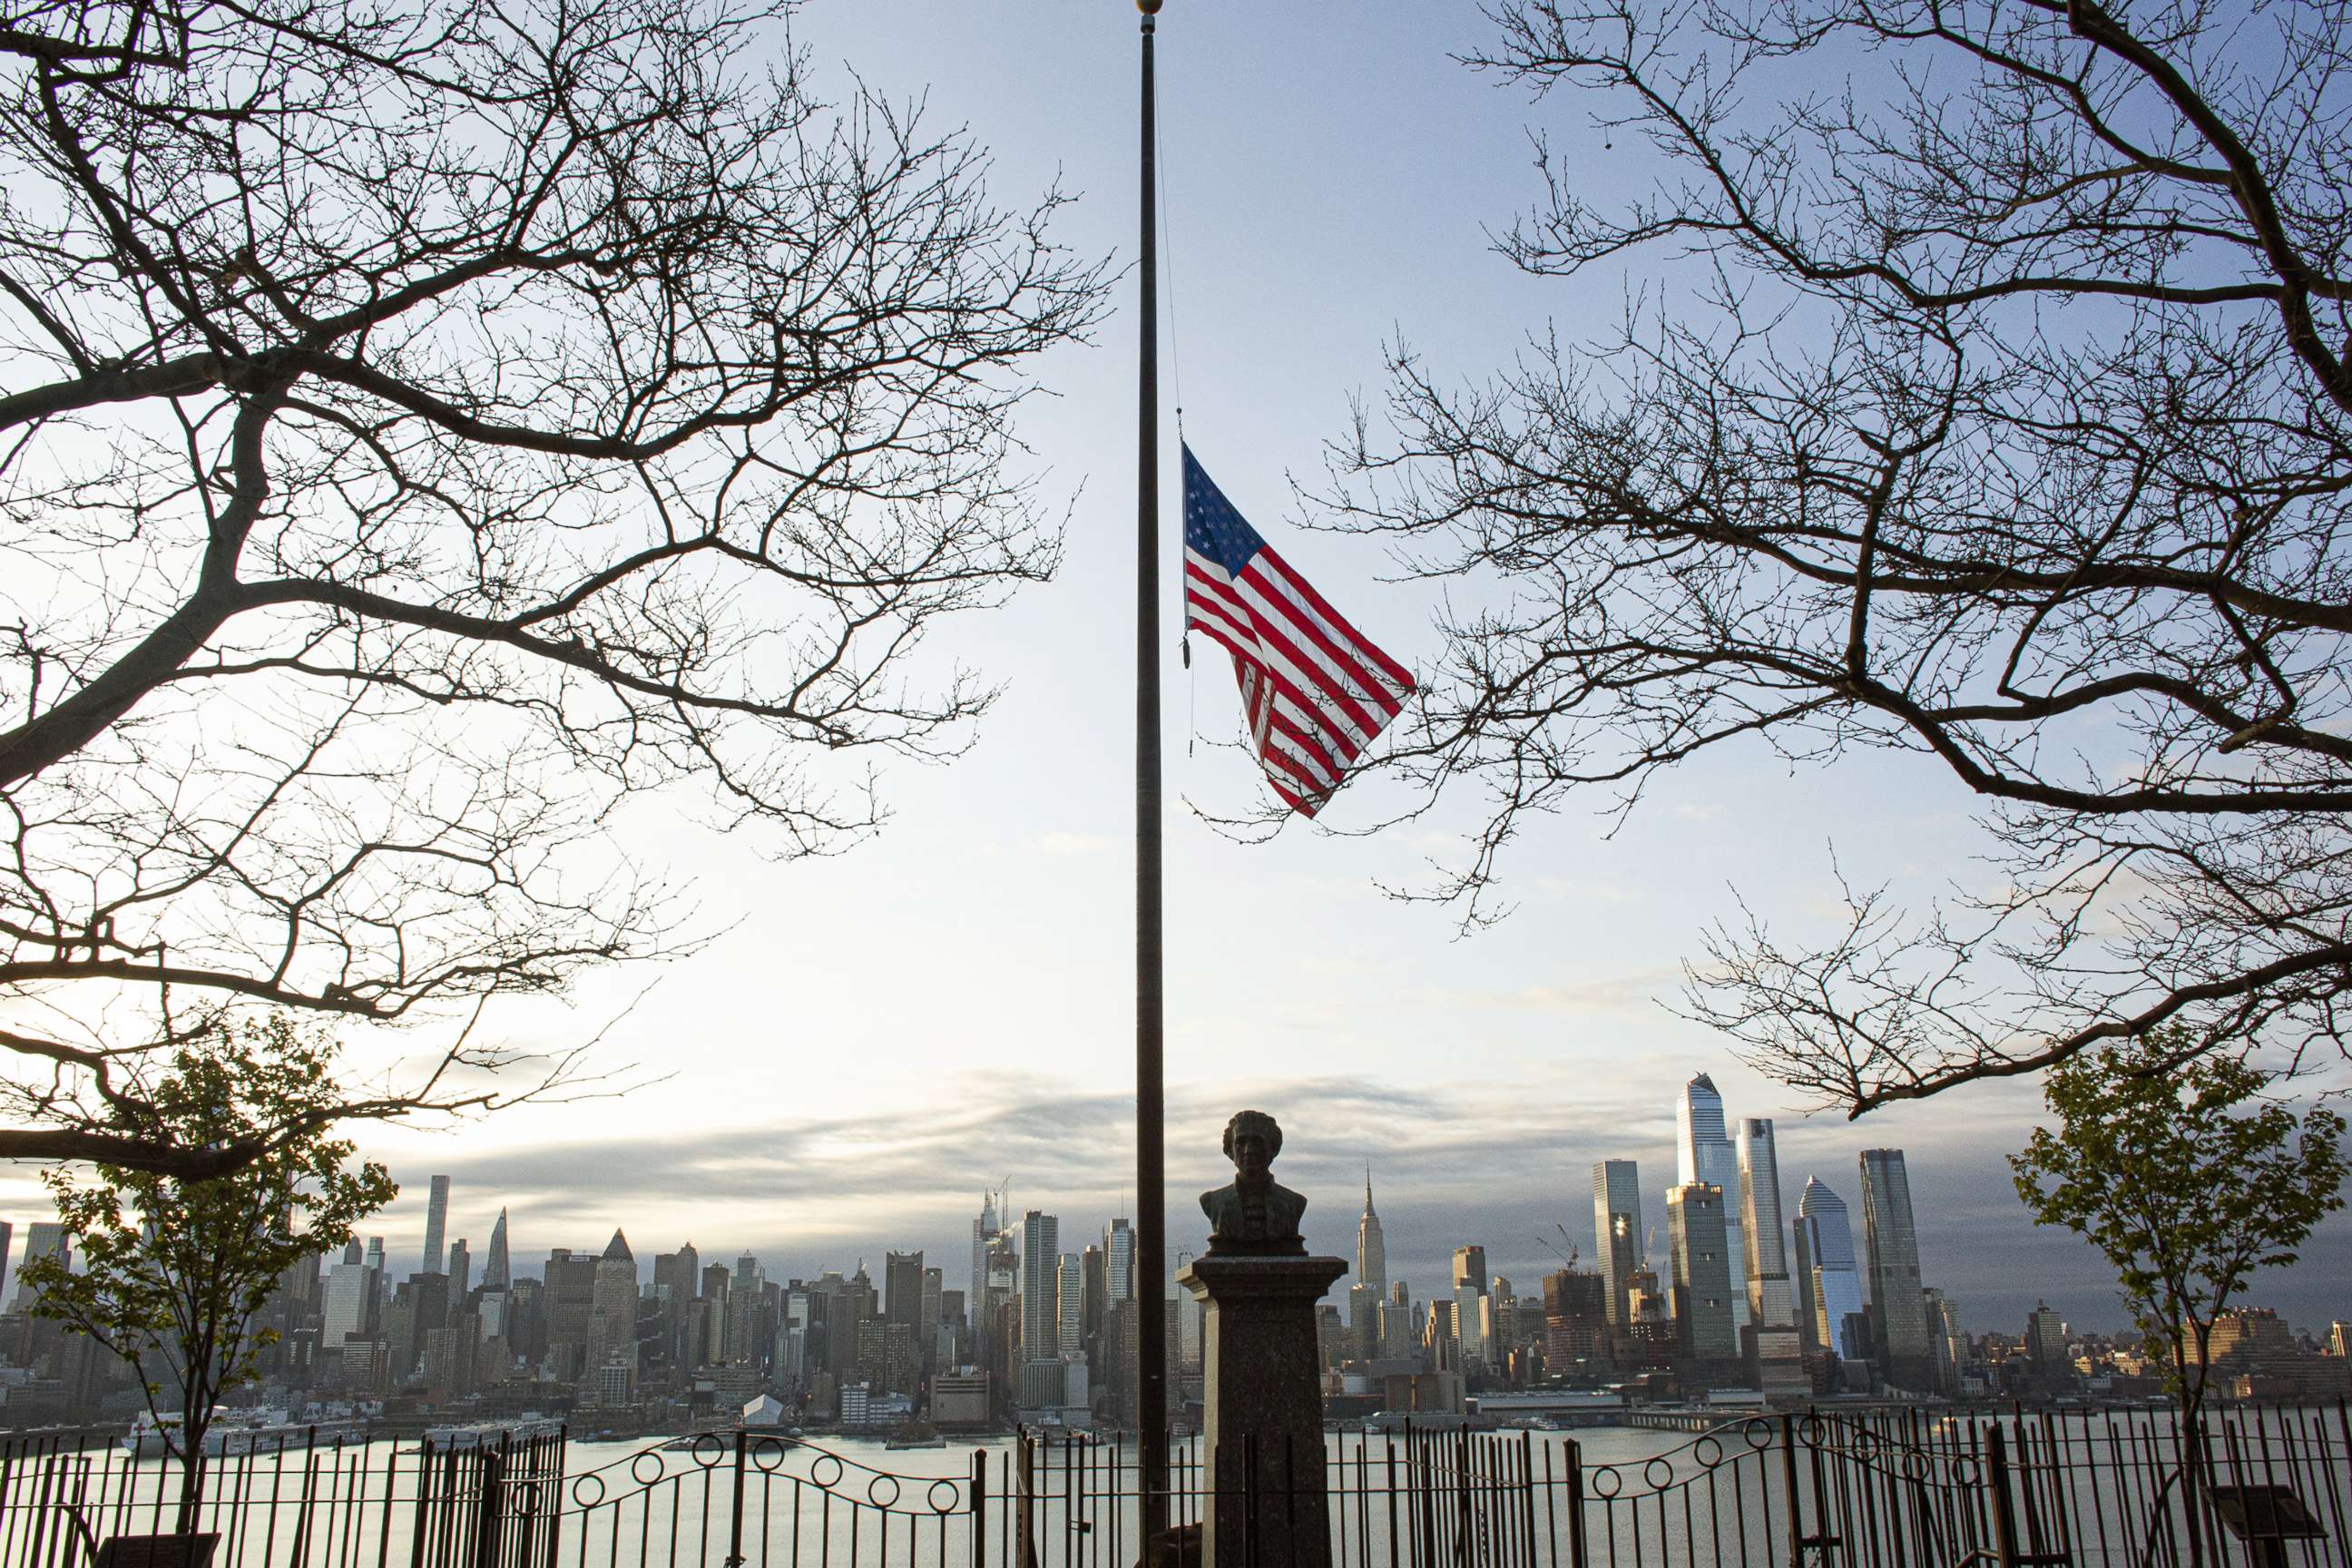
[1181,445,1416,817]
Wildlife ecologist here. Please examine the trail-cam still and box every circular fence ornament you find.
[1694,1436,1723,1470]
[867,1474,901,1509]
[753,1438,789,1474]
[811,1454,845,1490]
[631,1452,666,1487]
[1643,1455,1677,1492]
[692,1434,726,1468]
[571,1474,606,1510]
[927,1480,961,1515]
[1743,1417,1774,1450]
[1592,1464,1623,1499]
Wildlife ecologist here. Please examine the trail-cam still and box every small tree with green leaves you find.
[2011,1029,2346,1557]
[18,1016,394,1533]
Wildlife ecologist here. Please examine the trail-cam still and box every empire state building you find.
[1356,1171,1387,1294]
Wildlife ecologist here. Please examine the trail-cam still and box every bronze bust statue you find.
[1199,1109,1308,1255]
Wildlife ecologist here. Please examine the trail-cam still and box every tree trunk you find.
[2165,1324,2207,1568]
[2180,1402,2206,1568]
[173,1443,208,1535]
[174,1391,210,1537]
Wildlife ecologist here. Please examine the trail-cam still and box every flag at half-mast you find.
[1181,445,1416,817]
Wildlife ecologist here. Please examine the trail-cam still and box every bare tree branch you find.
[1328,0,2352,1112]
[0,0,1105,1170]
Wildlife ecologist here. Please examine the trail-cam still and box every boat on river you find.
[416,1418,564,1453]
[121,1410,368,1458]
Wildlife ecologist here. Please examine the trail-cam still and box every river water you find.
[12,1407,2345,1568]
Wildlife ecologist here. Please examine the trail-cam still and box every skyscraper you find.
[1676,1074,1749,1331]
[1169,1249,1202,1369]
[1378,1287,1415,1362]
[886,1250,925,1329]
[1357,1172,1387,1295]
[1592,1160,1643,1328]
[7,1221,57,1313]
[985,1228,1018,1354]
[1453,1282,1486,1369]
[1451,1245,1487,1295]
[0,1220,13,1308]
[652,1245,697,1363]
[396,1270,449,1376]
[1737,1118,1806,1396]
[2026,1298,2071,1393]
[1055,1252,1084,1358]
[1081,1243,1106,1371]
[1858,1149,1935,1390]
[1790,1221,1816,1351]
[658,1242,698,1299]
[322,1253,372,1347]
[1796,1177,1869,1364]
[1541,1268,1613,1372]
[423,1175,450,1274]
[363,1236,386,1333]
[726,1254,765,1365]
[1347,1280,1381,1361]
[1666,1183,1738,1373]
[482,1209,511,1291]
[545,1247,598,1379]
[971,1193,997,1335]
[447,1238,471,1300]
[1020,1210,1058,1367]
[588,1229,637,1374]
[1929,1289,1966,1395]
[1104,1218,1136,1306]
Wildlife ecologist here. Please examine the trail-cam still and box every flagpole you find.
[1133,0,1171,1545]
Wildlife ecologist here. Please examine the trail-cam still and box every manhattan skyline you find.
[116,1072,2340,1341]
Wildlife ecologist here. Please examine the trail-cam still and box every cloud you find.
[404,1068,1654,1264]
[1395,972,1678,1017]
[965,831,1112,862]
[289,1064,2350,1342]
[1529,876,1637,905]
[1033,831,1118,858]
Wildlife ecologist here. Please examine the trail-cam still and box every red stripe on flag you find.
[1188,564,1383,753]
[1250,544,1418,696]
[1240,552,1407,714]
[1188,607,1367,768]
[1181,524,1410,817]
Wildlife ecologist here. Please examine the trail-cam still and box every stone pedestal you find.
[1178,1254,1348,1568]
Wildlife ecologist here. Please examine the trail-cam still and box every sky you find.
[7,0,2347,1338]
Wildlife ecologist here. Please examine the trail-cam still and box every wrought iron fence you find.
[0,1427,564,1568]
[1000,1406,2352,1568]
[0,1404,2345,1568]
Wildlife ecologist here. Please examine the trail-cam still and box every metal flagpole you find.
[1133,0,1171,1547]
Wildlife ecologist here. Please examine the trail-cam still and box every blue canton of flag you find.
[1181,445,1415,817]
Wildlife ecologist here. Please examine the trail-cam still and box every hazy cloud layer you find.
[388,1070,2350,1338]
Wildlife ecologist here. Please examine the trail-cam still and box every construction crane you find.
[1533,1224,1579,1270]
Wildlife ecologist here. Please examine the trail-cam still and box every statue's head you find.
[1221,1109,1282,1179]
